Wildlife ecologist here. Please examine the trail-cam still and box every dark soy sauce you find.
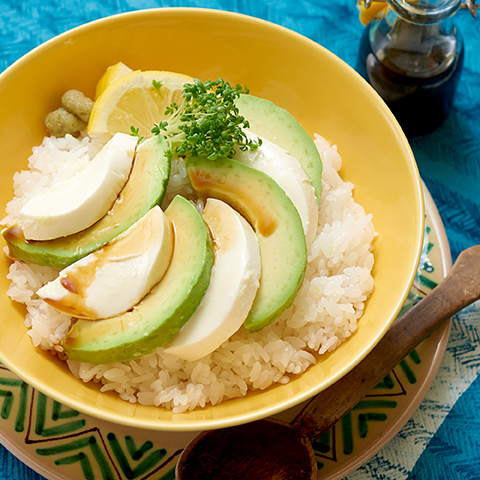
[356,23,464,138]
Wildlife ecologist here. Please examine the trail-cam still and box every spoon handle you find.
[292,244,480,441]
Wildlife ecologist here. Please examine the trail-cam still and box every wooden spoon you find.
[176,245,480,480]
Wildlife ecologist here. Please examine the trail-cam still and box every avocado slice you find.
[186,155,307,332]
[235,94,322,205]
[2,135,171,268]
[61,195,214,365]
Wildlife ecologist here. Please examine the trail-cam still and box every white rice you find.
[3,132,375,413]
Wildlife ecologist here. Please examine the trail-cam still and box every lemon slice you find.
[88,70,194,137]
[95,62,133,99]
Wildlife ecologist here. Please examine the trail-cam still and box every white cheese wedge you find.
[37,205,174,319]
[19,132,136,241]
[234,131,318,250]
[164,198,261,362]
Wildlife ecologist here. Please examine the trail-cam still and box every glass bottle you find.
[356,0,465,137]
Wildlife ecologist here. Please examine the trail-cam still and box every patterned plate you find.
[0,184,450,480]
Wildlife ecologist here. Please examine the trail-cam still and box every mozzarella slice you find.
[19,132,136,240]
[164,198,261,362]
[234,131,318,250]
[37,205,174,319]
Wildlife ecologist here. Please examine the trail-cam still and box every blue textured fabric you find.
[0,449,44,480]
[408,374,480,480]
[0,1,479,479]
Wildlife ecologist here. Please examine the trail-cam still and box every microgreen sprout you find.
[151,79,163,96]
[151,78,261,161]
[129,126,144,145]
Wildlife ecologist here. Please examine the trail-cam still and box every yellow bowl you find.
[0,8,424,431]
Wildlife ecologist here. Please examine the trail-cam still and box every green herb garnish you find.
[129,126,144,145]
[151,78,261,161]
[151,79,163,96]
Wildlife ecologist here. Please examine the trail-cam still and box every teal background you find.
[1,1,479,478]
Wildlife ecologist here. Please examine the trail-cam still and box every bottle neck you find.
[386,0,462,25]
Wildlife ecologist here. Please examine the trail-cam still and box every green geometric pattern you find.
[0,375,28,433]
[0,367,180,479]
[37,435,116,480]
[106,433,168,478]
[33,392,86,438]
